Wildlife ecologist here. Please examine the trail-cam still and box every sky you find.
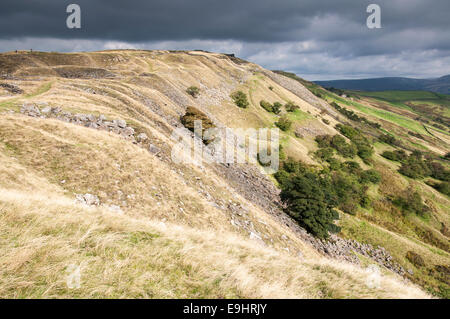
[0,0,449,80]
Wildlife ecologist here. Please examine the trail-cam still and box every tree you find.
[285,101,299,112]
[272,102,282,114]
[259,100,273,112]
[275,115,292,131]
[230,91,249,108]
[280,172,340,239]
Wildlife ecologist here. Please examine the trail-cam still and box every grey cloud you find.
[0,0,448,80]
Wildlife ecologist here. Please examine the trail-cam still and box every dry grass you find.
[0,189,429,298]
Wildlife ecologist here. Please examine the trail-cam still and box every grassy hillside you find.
[0,50,447,298]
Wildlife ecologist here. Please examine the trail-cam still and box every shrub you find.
[331,135,357,158]
[315,135,333,148]
[406,251,425,267]
[186,86,200,98]
[272,102,282,114]
[259,100,273,112]
[379,134,398,145]
[382,150,407,162]
[315,147,335,162]
[280,172,340,239]
[275,115,292,131]
[429,161,450,181]
[342,161,362,175]
[336,124,374,161]
[398,152,431,179]
[360,169,381,184]
[393,188,429,216]
[330,102,380,128]
[268,86,274,90]
[181,106,216,144]
[315,134,357,158]
[285,101,299,112]
[433,181,450,196]
[322,118,330,125]
[231,91,249,108]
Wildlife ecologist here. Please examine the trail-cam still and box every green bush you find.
[315,135,333,148]
[315,147,335,161]
[341,161,362,175]
[322,118,330,125]
[429,161,450,181]
[336,124,373,161]
[382,150,407,162]
[272,102,282,114]
[331,135,357,158]
[231,91,249,108]
[280,172,340,239]
[315,134,357,158]
[379,134,398,145]
[393,188,429,216]
[186,86,200,98]
[406,251,425,267]
[285,101,299,112]
[360,169,381,184]
[331,102,380,128]
[434,182,450,196]
[275,115,292,131]
[259,100,273,112]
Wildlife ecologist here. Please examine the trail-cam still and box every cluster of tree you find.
[276,157,381,238]
[393,187,429,217]
[230,91,249,108]
[274,160,340,239]
[259,100,281,114]
[379,133,400,146]
[381,149,408,162]
[331,102,381,129]
[335,124,374,162]
[325,87,346,96]
[315,134,357,158]
[285,101,300,112]
[259,100,299,114]
[384,150,450,183]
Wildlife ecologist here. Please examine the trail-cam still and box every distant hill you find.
[315,75,450,94]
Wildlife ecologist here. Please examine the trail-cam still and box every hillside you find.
[0,50,447,298]
[315,75,450,94]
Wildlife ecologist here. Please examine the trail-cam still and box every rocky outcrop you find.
[0,82,23,94]
[21,103,141,143]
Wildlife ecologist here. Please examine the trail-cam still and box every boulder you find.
[20,104,41,117]
[137,133,148,142]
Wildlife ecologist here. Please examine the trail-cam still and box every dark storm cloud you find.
[0,0,449,79]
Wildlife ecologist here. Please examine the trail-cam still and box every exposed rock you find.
[75,193,100,206]
[114,119,127,128]
[0,83,23,94]
[149,144,161,155]
[137,133,148,142]
[20,104,41,117]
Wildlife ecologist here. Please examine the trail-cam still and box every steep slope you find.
[0,50,439,298]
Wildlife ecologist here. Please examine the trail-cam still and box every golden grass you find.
[0,189,430,298]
